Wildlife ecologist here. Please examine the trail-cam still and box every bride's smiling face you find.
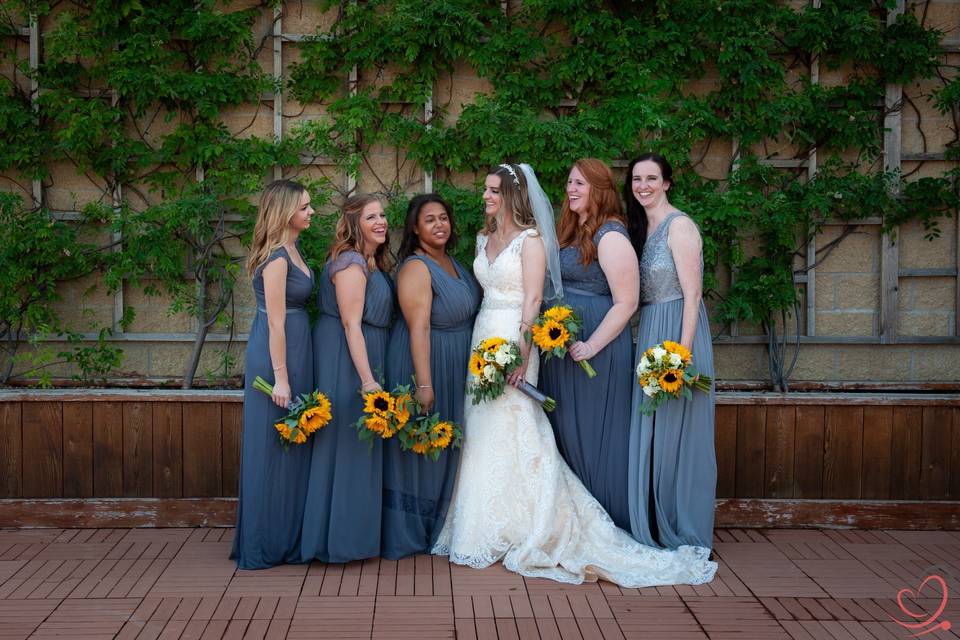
[482,174,504,219]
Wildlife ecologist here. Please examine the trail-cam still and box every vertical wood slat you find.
[764,406,796,498]
[861,406,893,499]
[0,402,22,498]
[823,406,863,499]
[880,0,904,344]
[222,403,242,497]
[735,406,766,498]
[123,402,153,497]
[153,403,183,498]
[183,402,222,497]
[62,402,93,498]
[21,402,62,498]
[951,408,960,499]
[890,407,922,500]
[93,401,124,497]
[794,406,825,498]
[920,406,951,499]
[715,405,737,499]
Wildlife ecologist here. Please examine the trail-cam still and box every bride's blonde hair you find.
[484,163,537,235]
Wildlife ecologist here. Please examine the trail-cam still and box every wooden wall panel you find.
[764,406,796,498]
[890,407,922,500]
[0,402,21,498]
[735,406,766,498]
[951,408,960,499]
[861,406,892,499]
[794,406,825,498]
[122,402,153,497]
[21,402,62,498]
[153,403,183,498]
[62,402,93,498]
[823,407,863,499]
[182,402,222,497]
[221,403,242,497]
[920,406,952,499]
[715,405,738,498]
[92,401,123,497]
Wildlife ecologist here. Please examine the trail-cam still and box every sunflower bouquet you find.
[467,336,556,411]
[354,384,414,446]
[636,340,712,415]
[529,305,597,378]
[252,376,332,447]
[397,413,462,461]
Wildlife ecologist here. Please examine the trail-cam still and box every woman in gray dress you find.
[538,159,639,530]
[382,194,482,559]
[301,194,393,563]
[625,153,716,551]
[232,180,315,569]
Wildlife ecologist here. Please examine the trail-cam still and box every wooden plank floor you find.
[0,528,957,639]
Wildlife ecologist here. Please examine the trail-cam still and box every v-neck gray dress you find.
[628,212,716,551]
[300,250,394,563]
[232,246,314,569]
[382,254,482,559]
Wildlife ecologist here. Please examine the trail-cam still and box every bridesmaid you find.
[538,159,639,531]
[232,180,315,569]
[382,194,482,559]
[624,153,716,550]
[301,194,393,563]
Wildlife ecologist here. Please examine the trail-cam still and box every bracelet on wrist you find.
[272,363,286,371]
[417,384,432,389]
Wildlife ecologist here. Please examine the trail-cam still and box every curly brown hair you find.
[557,159,625,265]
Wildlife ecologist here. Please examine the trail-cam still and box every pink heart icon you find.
[890,574,951,637]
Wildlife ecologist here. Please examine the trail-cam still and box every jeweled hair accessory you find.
[498,163,521,186]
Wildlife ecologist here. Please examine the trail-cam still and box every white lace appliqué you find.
[432,230,717,587]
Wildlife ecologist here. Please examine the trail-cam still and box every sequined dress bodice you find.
[639,212,698,304]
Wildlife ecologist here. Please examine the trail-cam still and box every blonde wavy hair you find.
[246,180,307,277]
[328,193,392,271]
[483,164,537,235]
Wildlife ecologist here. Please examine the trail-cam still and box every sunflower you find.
[292,429,307,445]
[469,352,485,377]
[299,404,331,433]
[412,441,429,455]
[274,421,292,440]
[363,391,394,417]
[533,319,569,350]
[480,337,507,353]
[365,415,389,435]
[394,393,412,426]
[658,369,684,394]
[543,305,573,322]
[432,421,454,449]
[663,340,692,364]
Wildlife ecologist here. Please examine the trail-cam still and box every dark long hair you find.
[622,153,673,257]
[396,193,458,263]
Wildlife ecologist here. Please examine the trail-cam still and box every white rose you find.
[643,384,657,397]
[483,364,497,381]
[651,347,667,361]
[495,349,512,366]
[482,351,495,362]
[637,359,651,375]
[668,353,682,368]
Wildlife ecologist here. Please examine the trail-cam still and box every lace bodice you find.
[639,212,701,304]
[474,229,538,311]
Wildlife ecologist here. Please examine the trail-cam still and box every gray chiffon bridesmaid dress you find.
[382,254,482,559]
[628,211,716,550]
[300,250,393,563]
[538,220,634,530]
[232,246,314,569]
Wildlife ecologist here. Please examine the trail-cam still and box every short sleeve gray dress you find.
[628,212,716,551]
[538,220,634,530]
[232,246,314,569]
[300,250,394,563]
[382,254,482,559]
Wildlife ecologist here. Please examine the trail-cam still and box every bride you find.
[431,163,717,587]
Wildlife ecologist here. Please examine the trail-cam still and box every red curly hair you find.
[557,158,625,265]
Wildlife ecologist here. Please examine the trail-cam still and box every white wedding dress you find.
[432,229,717,587]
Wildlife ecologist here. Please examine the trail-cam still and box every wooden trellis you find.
[12,2,960,349]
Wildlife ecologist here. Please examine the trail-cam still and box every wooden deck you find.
[0,528,957,639]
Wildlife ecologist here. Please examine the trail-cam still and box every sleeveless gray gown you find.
[628,211,716,551]
[232,246,314,569]
[538,220,634,531]
[382,254,482,559]
[301,250,393,563]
